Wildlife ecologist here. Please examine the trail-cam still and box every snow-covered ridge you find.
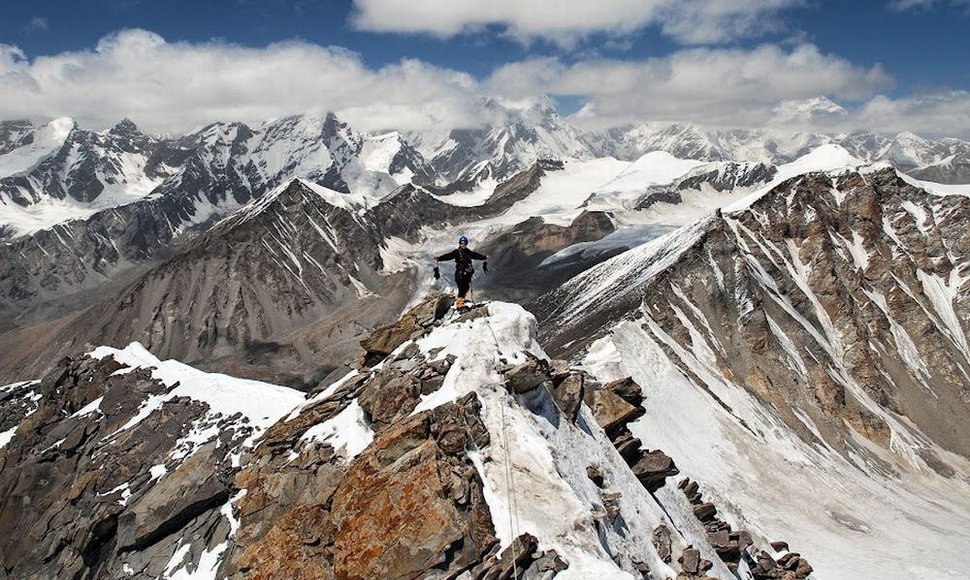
[534,162,970,579]
[0,117,76,178]
[89,342,304,432]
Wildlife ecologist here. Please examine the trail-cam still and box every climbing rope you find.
[482,313,523,580]
[499,400,521,580]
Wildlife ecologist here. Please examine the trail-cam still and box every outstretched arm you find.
[467,249,487,260]
[436,249,458,262]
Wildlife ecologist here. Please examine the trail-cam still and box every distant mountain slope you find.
[0,113,441,331]
[533,167,970,578]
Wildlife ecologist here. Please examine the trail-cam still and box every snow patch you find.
[90,342,305,432]
[299,400,373,461]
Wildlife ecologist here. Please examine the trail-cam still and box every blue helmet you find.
[458,235,469,245]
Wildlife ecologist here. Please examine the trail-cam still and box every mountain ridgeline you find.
[0,103,969,580]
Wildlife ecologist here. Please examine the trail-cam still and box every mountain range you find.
[1,99,969,580]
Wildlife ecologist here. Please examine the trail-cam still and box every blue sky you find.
[1,0,968,136]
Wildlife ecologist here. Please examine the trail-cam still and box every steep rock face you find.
[478,210,617,302]
[409,98,587,188]
[676,162,778,192]
[0,118,171,209]
[0,192,197,330]
[636,161,777,210]
[0,345,303,580]
[540,168,970,457]
[30,180,405,387]
[0,120,35,155]
[534,168,970,577]
[909,154,970,185]
[0,113,439,330]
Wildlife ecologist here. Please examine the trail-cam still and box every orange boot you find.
[455,296,466,310]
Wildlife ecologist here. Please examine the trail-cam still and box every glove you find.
[483,262,488,274]
[433,266,440,280]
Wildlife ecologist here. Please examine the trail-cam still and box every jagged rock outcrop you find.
[0,345,303,579]
[220,299,575,579]
[677,476,812,578]
[358,293,452,366]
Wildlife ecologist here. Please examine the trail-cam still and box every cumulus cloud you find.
[846,91,970,138]
[486,44,894,128]
[0,30,966,139]
[350,0,806,46]
[0,29,486,134]
[484,45,970,138]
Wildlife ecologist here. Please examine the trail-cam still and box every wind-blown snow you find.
[300,400,373,461]
[0,425,17,449]
[70,396,104,418]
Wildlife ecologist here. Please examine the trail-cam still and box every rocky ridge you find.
[0,343,304,580]
[0,296,822,579]
[534,167,970,577]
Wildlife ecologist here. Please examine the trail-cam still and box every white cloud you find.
[26,17,49,32]
[846,91,970,138]
[350,0,806,46]
[486,44,894,128]
[0,31,965,140]
[0,29,486,134]
[888,0,970,11]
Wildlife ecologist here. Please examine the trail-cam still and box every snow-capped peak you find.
[770,96,848,126]
[0,117,76,178]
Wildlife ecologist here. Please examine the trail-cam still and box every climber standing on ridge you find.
[434,235,488,310]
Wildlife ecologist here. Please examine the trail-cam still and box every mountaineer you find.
[434,235,488,310]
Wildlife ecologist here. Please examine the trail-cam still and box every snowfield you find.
[582,321,970,579]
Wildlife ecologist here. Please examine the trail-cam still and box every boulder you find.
[470,533,568,580]
[771,540,790,553]
[550,372,585,422]
[613,432,644,463]
[679,546,701,574]
[359,294,451,366]
[692,502,717,522]
[357,369,422,428]
[584,388,642,435]
[652,524,672,563]
[504,353,551,394]
[631,449,680,492]
[602,376,644,407]
[731,530,753,551]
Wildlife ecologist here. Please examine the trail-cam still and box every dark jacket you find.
[437,247,486,277]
